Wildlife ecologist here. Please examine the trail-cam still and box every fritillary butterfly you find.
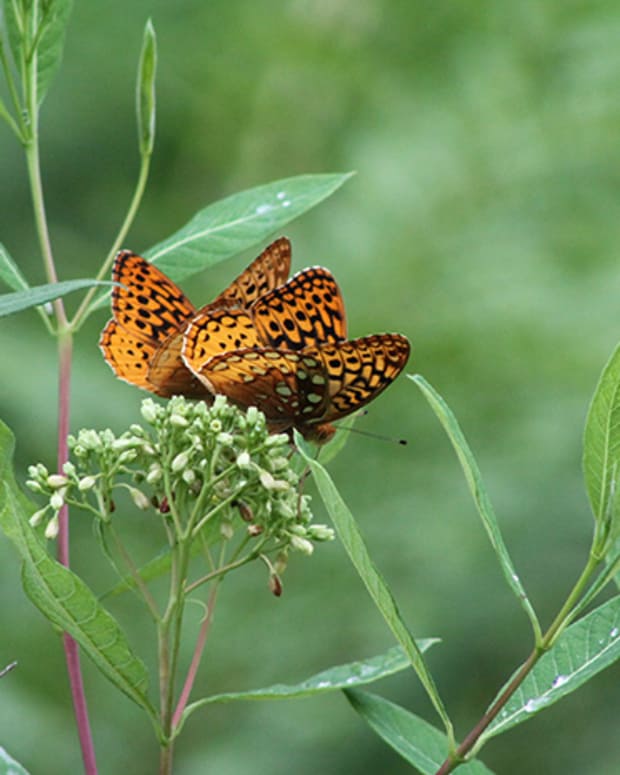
[184,265,410,443]
[99,237,291,397]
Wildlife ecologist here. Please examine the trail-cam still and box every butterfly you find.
[183,270,410,443]
[99,237,292,397]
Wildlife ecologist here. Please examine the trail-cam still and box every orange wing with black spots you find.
[99,251,208,397]
[192,334,410,443]
[251,266,346,350]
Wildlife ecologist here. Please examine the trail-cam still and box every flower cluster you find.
[26,396,334,572]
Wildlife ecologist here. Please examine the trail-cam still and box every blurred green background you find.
[2,1,620,773]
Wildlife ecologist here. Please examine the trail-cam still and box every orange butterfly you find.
[99,238,291,397]
[183,270,410,443]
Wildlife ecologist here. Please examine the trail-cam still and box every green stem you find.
[71,151,152,330]
[434,550,603,774]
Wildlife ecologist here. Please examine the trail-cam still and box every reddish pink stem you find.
[172,584,219,729]
[57,334,98,775]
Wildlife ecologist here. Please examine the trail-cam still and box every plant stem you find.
[71,151,151,330]
[172,582,220,730]
[22,31,98,771]
[434,551,602,774]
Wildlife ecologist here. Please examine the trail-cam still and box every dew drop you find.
[276,191,286,199]
[524,696,549,713]
[551,674,568,689]
[255,204,273,215]
[281,200,291,208]
[611,627,619,638]
[316,680,330,689]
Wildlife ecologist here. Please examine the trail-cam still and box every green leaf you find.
[145,173,354,281]
[411,375,541,639]
[0,243,29,291]
[345,690,496,775]
[181,643,436,727]
[295,432,454,741]
[583,343,620,535]
[0,420,156,719]
[136,19,156,156]
[0,279,115,317]
[33,0,74,104]
[481,594,620,742]
[0,746,31,775]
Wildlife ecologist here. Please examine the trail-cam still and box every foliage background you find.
[2,1,620,773]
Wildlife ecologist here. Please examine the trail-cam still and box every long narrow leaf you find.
[0,244,29,291]
[181,643,436,728]
[0,421,155,718]
[296,433,454,741]
[145,173,353,280]
[583,343,620,528]
[0,279,114,317]
[481,594,620,742]
[345,690,495,775]
[33,0,74,103]
[411,375,541,639]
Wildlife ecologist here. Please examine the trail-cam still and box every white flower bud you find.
[170,413,189,427]
[46,474,67,489]
[79,429,102,450]
[129,488,150,510]
[216,432,233,446]
[141,399,159,424]
[50,490,65,511]
[236,451,251,469]
[290,535,314,555]
[78,476,96,492]
[182,469,196,485]
[307,524,335,541]
[26,480,42,493]
[246,406,259,425]
[112,437,137,451]
[62,462,76,477]
[29,508,47,527]
[147,465,162,484]
[44,515,59,540]
[171,452,189,472]
[220,521,234,540]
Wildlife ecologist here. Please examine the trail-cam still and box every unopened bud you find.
[44,515,59,539]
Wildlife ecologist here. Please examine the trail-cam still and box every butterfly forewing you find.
[111,251,196,344]
[251,266,347,350]
[209,237,292,309]
[99,321,162,394]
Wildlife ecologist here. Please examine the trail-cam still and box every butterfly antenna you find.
[337,425,407,446]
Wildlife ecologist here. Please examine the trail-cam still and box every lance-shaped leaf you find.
[345,690,495,775]
[0,279,115,317]
[0,244,29,291]
[180,643,437,728]
[145,173,353,280]
[0,420,155,718]
[481,594,620,742]
[296,432,454,740]
[583,343,620,536]
[411,375,541,639]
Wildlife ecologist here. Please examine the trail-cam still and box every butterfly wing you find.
[100,250,204,395]
[251,266,347,349]
[209,237,292,310]
[305,334,411,426]
[182,308,264,374]
[195,348,330,432]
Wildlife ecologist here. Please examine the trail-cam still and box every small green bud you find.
[216,431,233,446]
[182,469,196,485]
[26,480,42,493]
[220,521,234,540]
[62,462,76,477]
[80,429,102,450]
[170,413,189,427]
[307,524,335,541]
[236,451,251,469]
[147,465,162,484]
